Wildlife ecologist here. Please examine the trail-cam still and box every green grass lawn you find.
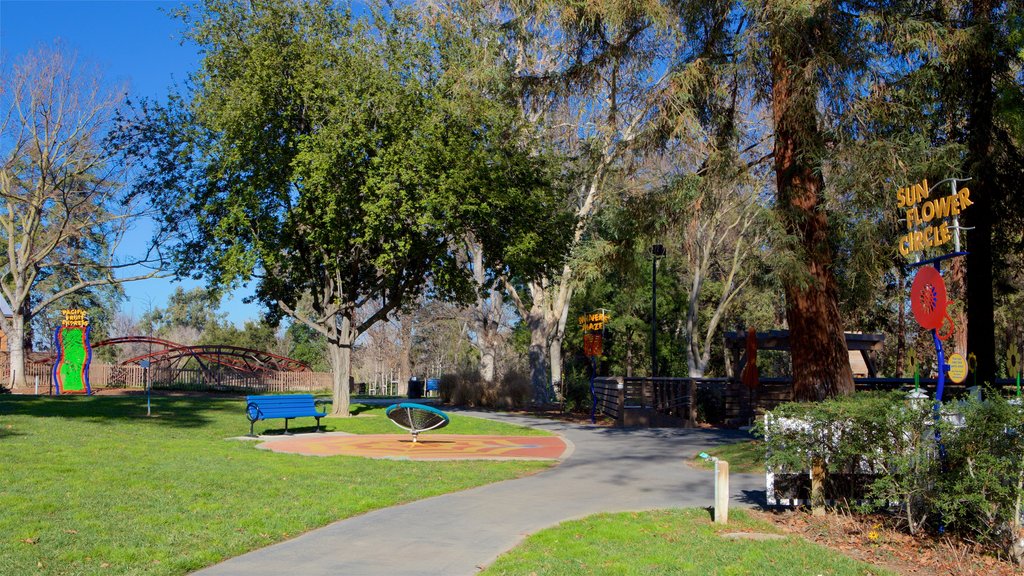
[0,395,550,576]
[691,440,765,474]
[482,509,894,575]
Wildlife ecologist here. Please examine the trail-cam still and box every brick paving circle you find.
[257,433,570,461]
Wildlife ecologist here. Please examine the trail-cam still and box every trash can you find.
[408,376,423,399]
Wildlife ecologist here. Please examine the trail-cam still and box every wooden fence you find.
[3,362,334,394]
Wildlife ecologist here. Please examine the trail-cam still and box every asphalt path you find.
[194,410,765,576]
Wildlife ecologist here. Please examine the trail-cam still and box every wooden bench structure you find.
[245,394,326,436]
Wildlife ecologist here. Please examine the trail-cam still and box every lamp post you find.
[650,244,666,377]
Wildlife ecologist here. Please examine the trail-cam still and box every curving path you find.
[193,410,765,576]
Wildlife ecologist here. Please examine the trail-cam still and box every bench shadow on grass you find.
[0,394,222,428]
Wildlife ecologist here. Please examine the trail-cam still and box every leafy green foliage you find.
[761,391,1024,553]
[934,394,1024,549]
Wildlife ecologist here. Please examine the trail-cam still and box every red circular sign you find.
[910,266,948,331]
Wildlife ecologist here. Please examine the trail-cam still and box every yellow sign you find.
[947,353,967,384]
[896,179,972,256]
[577,311,610,332]
[60,308,89,327]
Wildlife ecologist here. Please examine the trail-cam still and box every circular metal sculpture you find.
[910,266,954,340]
[385,403,450,442]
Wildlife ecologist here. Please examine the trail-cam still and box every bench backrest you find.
[247,394,319,417]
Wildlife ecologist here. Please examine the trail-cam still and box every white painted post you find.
[715,459,730,524]
[34,375,39,395]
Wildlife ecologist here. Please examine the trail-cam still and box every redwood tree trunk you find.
[769,24,854,401]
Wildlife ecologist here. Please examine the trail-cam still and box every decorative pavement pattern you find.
[257,433,571,461]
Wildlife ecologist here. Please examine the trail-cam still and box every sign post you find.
[579,310,610,423]
[140,359,152,416]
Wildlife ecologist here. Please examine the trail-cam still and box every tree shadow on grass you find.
[0,395,230,429]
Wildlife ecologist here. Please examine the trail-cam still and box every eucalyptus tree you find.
[126,0,561,414]
[0,46,163,388]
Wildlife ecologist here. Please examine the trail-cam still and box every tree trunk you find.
[527,306,549,403]
[7,313,28,389]
[770,23,854,401]
[479,346,496,384]
[397,313,413,396]
[964,0,996,386]
[329,314,354,417]
[549,337,563,398]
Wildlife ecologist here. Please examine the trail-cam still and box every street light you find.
[650,244,666,377]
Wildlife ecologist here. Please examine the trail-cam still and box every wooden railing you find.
[593,376,698,427]
[3,362,334,394]
[592,377,624,423]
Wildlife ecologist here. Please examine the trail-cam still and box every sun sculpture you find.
[385,403,450,442]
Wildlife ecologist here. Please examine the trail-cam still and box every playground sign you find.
[53,308,92,395]
[577,311,609,332]
[946,353,967,384]
[896,179,972,257]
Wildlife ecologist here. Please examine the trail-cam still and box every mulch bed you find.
[751,508,1021,576]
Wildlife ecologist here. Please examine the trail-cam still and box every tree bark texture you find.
[328,313,355,417]
[769,20,854,400]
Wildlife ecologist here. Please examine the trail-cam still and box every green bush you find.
[760,390,1024,560]
[934,394,1024,553]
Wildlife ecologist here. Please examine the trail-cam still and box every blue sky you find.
[1,0,263,324]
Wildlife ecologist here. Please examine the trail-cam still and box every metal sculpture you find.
[910,266,954,340]
[53,309,92,395]
[385,403,450,442]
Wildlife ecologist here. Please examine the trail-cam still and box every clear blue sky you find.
[1,0,262,324]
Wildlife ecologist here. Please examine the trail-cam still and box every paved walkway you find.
[194,411,765,576]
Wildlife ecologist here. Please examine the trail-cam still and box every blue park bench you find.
[245,394,327,437]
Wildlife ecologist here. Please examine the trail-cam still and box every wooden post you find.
[811,456,826,516]
[715,460,730,524]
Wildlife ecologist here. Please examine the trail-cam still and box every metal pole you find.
[651,255,658,378]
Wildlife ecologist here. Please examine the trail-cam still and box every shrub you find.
[438,368,532,409]
[934,394,1024,554]
[760,390,1024,561]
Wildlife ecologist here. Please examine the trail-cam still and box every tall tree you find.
[0,45,162,388]
[127,0,561,414]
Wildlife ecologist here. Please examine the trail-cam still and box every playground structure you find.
[16,336,327,394]
[90,336,310,373]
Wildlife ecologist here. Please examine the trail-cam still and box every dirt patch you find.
[752,508,1021,576]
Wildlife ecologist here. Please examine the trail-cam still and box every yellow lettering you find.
[898,234,911,256]
[921,200,935,222]
[897,186,908,208]
[906,207,920,230]
[958,187,972,209]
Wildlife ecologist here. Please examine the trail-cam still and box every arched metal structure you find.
[86,336,311,373]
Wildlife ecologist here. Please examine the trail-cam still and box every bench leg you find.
[249,420,256,438]
[284,418,291,435]
[315,417,322,433]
